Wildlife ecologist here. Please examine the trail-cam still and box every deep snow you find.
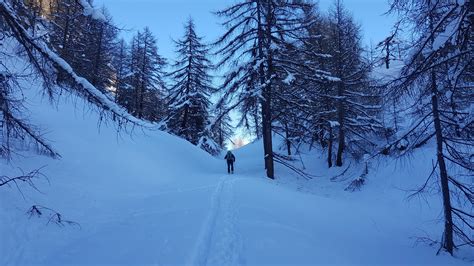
[1,77,472,265]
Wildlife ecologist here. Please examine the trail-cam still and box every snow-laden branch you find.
[77,0,106,21]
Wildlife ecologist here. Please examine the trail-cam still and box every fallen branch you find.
[27,205,81,228]
[273,153,318,180]
[330,162,352,182]
[345,162,368,192]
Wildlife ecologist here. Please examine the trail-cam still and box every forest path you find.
[188,175,242,266]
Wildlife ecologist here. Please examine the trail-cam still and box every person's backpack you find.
[225,153,235,162]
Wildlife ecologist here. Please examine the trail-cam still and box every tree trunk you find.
[328,125,333,168]
[115,42,125,103]
[263,1,274,179]
[138,37,148,119]
[336,82,345,167]
[285,123,291,156]
[256,0,270,176]
[56,4,71,83]
[319,123,325,148]
[426,0,454,253]
[60,6,70,59]
[431,71,454,255]
[181,104,189,137]
[91,24,104,88]
[262,90,274,179]
[335,4,345,167]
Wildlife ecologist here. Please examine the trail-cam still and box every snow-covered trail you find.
[2,167,471,265]
[188,175,242,266]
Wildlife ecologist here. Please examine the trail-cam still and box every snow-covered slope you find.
[231,140,473,265]
[1,84,471,265]
[0,83,223,264]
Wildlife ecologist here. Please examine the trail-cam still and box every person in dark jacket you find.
[224,151,236,174]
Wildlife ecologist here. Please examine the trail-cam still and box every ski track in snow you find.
[3,217,26,266]
[187,175,242,266]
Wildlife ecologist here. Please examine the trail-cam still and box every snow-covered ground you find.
[1,84,472,265]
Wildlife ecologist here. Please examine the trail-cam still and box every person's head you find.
[227,151,232,155]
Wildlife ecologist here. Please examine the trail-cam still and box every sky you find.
[94,0,396,62]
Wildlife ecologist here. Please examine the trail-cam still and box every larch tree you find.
[295,4,338,167]
[113,38,130,103]
[214,0,319,179]
[48,0,89,80]
[35,0,118,94]
[82,7,118,93]
[126,28,167,121]
[385,0,473,254]
[270,0,336,159]
[325,0,382,166]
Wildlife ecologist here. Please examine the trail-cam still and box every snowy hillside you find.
[1,83,471,265]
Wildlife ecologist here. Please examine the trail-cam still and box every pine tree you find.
[165,18,214,147]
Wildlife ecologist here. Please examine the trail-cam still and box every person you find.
[224,151,236,174]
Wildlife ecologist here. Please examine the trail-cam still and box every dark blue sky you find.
[95,0,395,61]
